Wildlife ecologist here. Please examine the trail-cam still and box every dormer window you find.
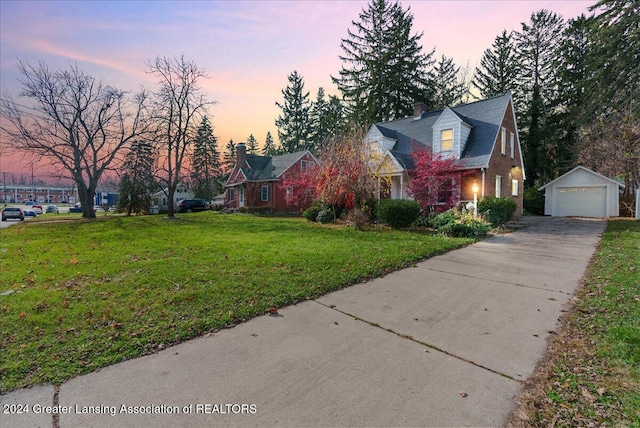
[441,129,453,151]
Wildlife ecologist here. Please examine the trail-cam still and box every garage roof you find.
[539,166,625,191]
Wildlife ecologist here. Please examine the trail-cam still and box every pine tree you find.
[332,0,434,124]
[275,70,312,153]
[432,55,468,109]
[580,0,640,195]
[190,116,220,201]
[548,15,594,176]
[262,131,277,156]
[586,0,640,115]
[309,88,346,152]
[515,10,565,187]
[246,134,258,154]
[117,140,156,215]
[472,30,519,99]
[223,139,236,173]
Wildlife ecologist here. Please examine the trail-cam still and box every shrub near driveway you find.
[0,214,473,391]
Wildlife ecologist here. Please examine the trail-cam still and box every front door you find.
[239,187,245,207]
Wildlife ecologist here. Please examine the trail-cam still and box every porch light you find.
[472,182,479,218]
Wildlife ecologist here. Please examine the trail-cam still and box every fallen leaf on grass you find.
[597,387,606,396]
[581,387,595,403]
[69,258,79,265]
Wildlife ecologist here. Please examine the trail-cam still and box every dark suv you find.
[177,199,209,213]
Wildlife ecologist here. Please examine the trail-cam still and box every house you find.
[150,184,194,214]
[366,93,525,215]
[225,143,318,212]
[538,166,625,218]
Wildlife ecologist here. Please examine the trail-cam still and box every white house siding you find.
[541,167,622,218]
[366,125,396,152]
[432,108,471,159]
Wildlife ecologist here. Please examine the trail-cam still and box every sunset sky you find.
[0,0,594,181]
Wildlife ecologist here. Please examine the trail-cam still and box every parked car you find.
[177,198,209,213]
[69,204,83,213]
[23,208,37,218]
[2,207,25,221]
[32,205,43,215]
[46,205,59,213]
[25,201,35,206]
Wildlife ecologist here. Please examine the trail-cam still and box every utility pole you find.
[31,164,35,202]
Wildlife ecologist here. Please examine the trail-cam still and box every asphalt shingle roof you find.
[242,150,309,181]
[374,94,512,170]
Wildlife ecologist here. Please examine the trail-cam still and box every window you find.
[301,160,308,172]
[512,179,519,196]
[510,132,515,159]
[441,129,453,151]
[501,127,506,155]
[260,185,270,202]
[228,188,234,201]
[495,175,502,197]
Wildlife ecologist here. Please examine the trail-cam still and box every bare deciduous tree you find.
[147,55,215,218]
[1,60,150,218]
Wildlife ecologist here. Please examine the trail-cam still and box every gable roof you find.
[372,93,513,169]
[538,165,626,190]
[227,150,314,185]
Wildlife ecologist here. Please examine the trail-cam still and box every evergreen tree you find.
[309,88,347,152]
[432,55,468,109]
[580,0,640,195]
[472,30,519,99]
[117,140,156,215]
[190,116,220,202]
[246,134,258,154]
[223,139,236,173]
[586,0,639,115]
[548,15,594,176]
[332,0,434,124]
[262,131,277,156]
[275,70,313,153]
[514,10,565,187]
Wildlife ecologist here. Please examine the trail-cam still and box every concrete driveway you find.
[1,217,606,428]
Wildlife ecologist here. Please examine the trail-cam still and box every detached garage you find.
[539,166,625,218]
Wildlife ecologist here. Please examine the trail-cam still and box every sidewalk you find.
[1,217,606,427]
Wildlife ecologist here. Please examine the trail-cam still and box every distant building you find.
[150,184,194,213]
[1,183,78,204]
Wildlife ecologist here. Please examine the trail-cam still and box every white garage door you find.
[554,186,606,217]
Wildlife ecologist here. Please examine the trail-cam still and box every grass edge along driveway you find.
[1,213,473,392]
[508,219,640,427]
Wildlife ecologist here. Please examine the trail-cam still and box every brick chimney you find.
[413,102,428,119]
[236,142,247,167]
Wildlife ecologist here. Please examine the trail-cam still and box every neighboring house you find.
[150,184,194,213]
[367,93,525,215]
[211,192,226,207]
[539,166,624,218]
[225,143,318,212]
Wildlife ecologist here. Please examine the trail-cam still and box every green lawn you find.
[0,213,472,392]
